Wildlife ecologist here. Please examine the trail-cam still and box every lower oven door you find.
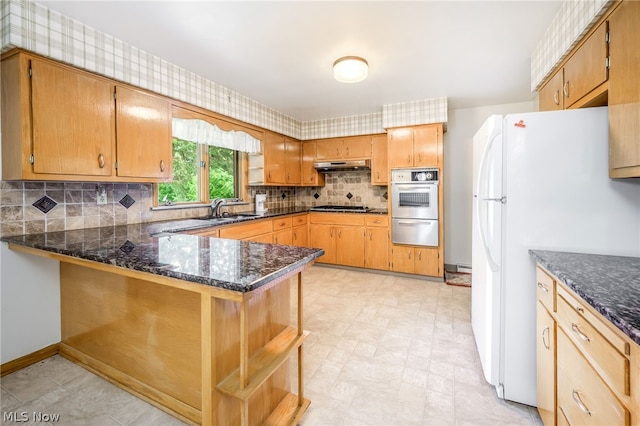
[392,218,439,247]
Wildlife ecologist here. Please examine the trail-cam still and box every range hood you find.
[313,159,371,172]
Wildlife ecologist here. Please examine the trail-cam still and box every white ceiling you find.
[38,1,563,122]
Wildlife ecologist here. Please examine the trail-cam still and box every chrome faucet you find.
[210,198,226,218]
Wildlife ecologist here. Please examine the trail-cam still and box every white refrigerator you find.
[471,107,640,406]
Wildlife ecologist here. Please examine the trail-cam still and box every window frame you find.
[153,105,261,208]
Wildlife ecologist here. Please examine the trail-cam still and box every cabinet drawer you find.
[557,329,629,425]
[308,213,365,226]
[291,214,307,226]
[536,267,555,312]
[272,217,292,230]
[557,292,630,396]
[365,215,388,227]
[219,220,272,240]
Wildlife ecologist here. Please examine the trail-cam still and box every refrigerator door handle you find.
[482,197,507,204]
[475,128,501,272]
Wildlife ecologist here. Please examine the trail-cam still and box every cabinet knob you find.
[160,160,165,172]
[336,147,340,156]
[407,154,411,164]
[338,230,342,238]
[376,171,380,179]
[346,147,349,156]
[553,90,560,105]
[563,81,570,98]
[418,251,422,260]
[98,153,105,168]
[408,250,412,260]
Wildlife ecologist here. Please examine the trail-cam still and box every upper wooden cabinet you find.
[538,70,565,111]
[301,141,325,187]
[371,134,388,185]
[563,21,609,108]
[388,123,442,169]
[115,86,172,179]
[261,131,302,185]
[539,20,609,112]
[284,137,301,185]
[263,131,286,184]
[315,135,371,160]
[1,51,172,182]
[608,0,640,178]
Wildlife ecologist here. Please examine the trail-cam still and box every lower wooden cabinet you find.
[292,224,308,247]
[390,244,440,276]
[536,301,556,426]
[534,264,638,426]
[365,227,389,270]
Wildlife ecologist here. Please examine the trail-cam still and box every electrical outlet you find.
[96,185,107,205]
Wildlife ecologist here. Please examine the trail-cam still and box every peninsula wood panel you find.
[60,263,203,411]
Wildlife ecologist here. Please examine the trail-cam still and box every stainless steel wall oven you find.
[391,168,439,246]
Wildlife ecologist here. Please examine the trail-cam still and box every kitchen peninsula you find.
[1,224,323,425]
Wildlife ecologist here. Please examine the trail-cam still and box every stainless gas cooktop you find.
[309,205,373,213]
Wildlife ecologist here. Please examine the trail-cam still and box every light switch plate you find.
[96,185,107,205]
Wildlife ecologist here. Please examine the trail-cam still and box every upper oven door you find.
[391,183,439,219]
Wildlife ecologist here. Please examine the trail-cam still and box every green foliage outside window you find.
[158,138,236,204]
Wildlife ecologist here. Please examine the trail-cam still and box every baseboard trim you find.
[0,343,60,377]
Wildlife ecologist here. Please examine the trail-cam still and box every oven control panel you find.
[391,168,439,183]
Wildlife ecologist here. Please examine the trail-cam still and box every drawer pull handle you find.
[571,390,591,416]
[576,306,584,314]
[537,282,549,293]
[542,326,550,350]
[571,323,590,342]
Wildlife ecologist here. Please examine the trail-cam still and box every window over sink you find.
[156,107,263,206]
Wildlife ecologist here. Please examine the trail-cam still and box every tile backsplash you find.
[0,172,388,237]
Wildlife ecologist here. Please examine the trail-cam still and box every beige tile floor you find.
[1,265,542,425]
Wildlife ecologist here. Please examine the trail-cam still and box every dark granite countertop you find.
[529,250,640,345]
[150,207,389,234]
[1,223,323,293]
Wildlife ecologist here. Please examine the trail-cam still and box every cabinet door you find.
[414,125,440,167]
[371,135,388,185]
[336,226,365,268]
[387,128,413,168]
[365,227,389,271]
[315,138,342,160]
[539,70,564,111]
[291,225,308,247]
[608,1,640,178]
[115,86,172,179]
[536,302,556,426]
[284,138,301,184]
[273,229,292,245]
[563,21,608,108]
[264,131,286,184]
[343,136,371,159]
[31,58,114,176]
[308,224,336,264]
[301,142,324,186]
[390,245,414,273]
[414,247,439,276]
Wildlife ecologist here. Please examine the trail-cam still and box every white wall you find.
[0,244,61,363]
[443,101,536,269]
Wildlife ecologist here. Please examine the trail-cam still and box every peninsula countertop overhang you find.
[1,223,324,293]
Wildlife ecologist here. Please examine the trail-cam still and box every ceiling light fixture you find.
[333,56,368,83]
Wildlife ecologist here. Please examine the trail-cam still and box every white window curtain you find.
[172,118,261,153]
